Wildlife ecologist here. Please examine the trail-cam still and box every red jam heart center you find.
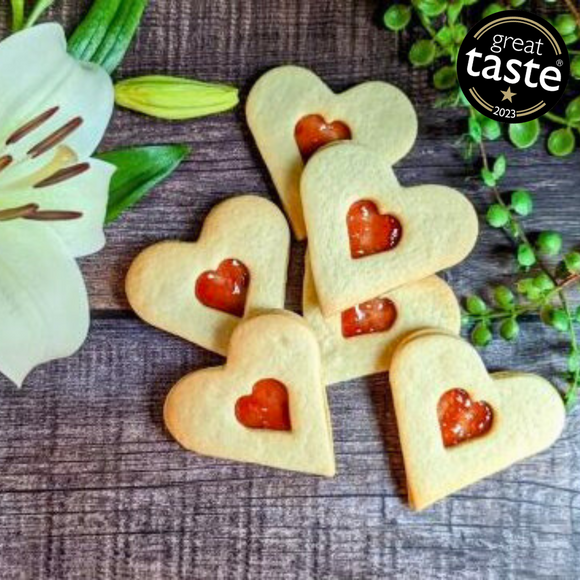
[437,388,493,448]
[235,379,291,431]
[347,200,403,259]
[341,298,398,338]
[295,114,351,162]
[195,258,250,317]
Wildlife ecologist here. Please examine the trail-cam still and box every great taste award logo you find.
[457,10,570,123]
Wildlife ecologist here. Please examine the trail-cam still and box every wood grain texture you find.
[0,0,579,578]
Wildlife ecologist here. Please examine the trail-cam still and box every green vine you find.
[384,0,580,409]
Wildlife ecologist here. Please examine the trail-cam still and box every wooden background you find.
[1,1,579,578]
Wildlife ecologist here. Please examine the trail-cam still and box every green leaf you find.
[486,204,509,227]
[564,251,580,274]
[98,144,190,223]
[517,244,536,268]
[500,319,519,341]
[10,0,25,31]
[481,118,501,140]
[492,154,506,180]
[509,119,540,149]
[482,3,504,17]
[383,4,412,32]
[565,97,580,125]
[572,55,580,80]
[433,65,457,90]
[435,26,453,47]
[536,231,563,256]
[510,190,533,216]
[472,323,492,347]
[23,0,56,28]
[510,0,526,6]
[493,285,514,309]
[409,39,437,67]
[547,128,576,157]
[415,0,447,17]
[466,295,487,315]
[468,117,482,143]
[533,272,555,292]
[554,14,577,37]
[68,0,149,74]
[546,308,569,332]
[480,168,496,187]
[446,0,463,24]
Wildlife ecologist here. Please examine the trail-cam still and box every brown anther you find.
[0,203,40,222]
[24,209,83,221]
[28,117,83,159]
[34,162,91,188]
[0,155,13,173]
[6,107,59,145]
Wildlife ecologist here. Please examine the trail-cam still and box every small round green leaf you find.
[572,55,580,80]
[547,128,576,157]
[482,3,504,17]
[472,323,492,347]
[565,97,580,124]
[493,285,514,309]
[517,244,536,267]
[564,251,580,273]
[415,0,448,17]
[536,231,563,256]
[493,154,507,180]
[509,119,540,149]
[466,295,487,315]
[554,14,577,36]
[486,204,510,228]
[500,319,520,341]
[409,39,437,67]
[510,190,533,216]
[481,118,501,140]
[433,65,457,90]
[547,308,569,332]
[533,272,555,291]
[383,5,412,31]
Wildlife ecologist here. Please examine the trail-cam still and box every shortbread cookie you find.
[390,331,565,511]
[303,259,461,384]
[301,144,478,315]
[247,66,418,239]
[164,312,336,476]
[126,196,290,355]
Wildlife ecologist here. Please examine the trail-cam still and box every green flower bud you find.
[536,231,563,256]
[383,5,412,31]
[500,319,519,341]
[486,204,510,228]
[472,323,492,347]
[466,295,487,315]
[510,190,533,216]
[517,244,536,268]
[114,76,239,120]
[493,285,514,308]
[564,251,580,273]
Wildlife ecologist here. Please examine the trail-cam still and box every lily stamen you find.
[34,162,91,188]
[0,155,12,173]
[24,209,83,221]
[0,203,39,221]
[6,106,59,146]
[28,117,83,158]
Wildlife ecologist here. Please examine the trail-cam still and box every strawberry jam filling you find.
[347,200,402,259]
[341,298,398,338]
[235,379,291,431]
[437,388,493,448]
[295,114,351,162]
[195,258,250,317]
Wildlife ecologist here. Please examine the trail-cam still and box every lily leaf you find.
[68,0,149,74]
[98,145,190,223]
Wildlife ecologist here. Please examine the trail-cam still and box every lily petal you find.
[1,158,115,257]
[0,23,114,161]
[0,221,89,387]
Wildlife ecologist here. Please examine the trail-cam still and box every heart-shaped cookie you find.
[303,259,461,384]
[126,196,290,355]
[164,312,336,476]
[390,331,565,510]
[301,144,479,315]
[246,66,418,239]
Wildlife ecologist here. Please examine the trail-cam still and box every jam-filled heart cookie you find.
[247,66,418,239]
[301,144,478,316]
[303,259,461,385]
[390,331,565,511]
[164,312,336,476]
[126,196,290,355]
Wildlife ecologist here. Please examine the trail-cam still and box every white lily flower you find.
[0,24,115,386]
